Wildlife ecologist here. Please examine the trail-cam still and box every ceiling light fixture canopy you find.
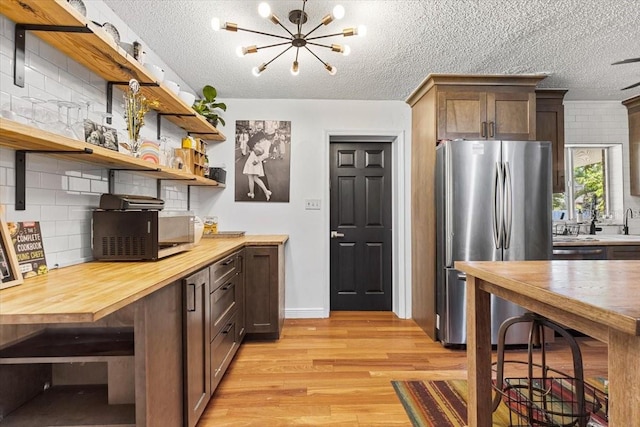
[211,0,366,76]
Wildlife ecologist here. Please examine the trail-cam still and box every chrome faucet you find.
[623,208,634,235]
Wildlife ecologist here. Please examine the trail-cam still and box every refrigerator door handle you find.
[457,272,466,281]
[504,161,513,249]
[445,144,453,266]
[492,162,504,249]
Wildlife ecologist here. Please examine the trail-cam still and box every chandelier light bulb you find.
[236,46,245,57]
[211,17,221,31]
[332,5,345,20]
[291,61,300,76]
[325,64,337,76]
[342,45,351,56]
[258,2,271,18]
[357,25,367,37]
[252,63,267,76]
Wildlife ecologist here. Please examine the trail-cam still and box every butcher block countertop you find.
[0,235,288,325]
[553,234,640,246]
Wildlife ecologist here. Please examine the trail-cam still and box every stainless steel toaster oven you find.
[92,194,196,261]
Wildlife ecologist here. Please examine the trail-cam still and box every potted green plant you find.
[192,85,227,127]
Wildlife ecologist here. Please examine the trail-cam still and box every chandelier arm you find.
[299,0,308,34]
[275,21,296,38]
[306,32,344,41]
[295,48,300,62]
[256,41,293,50]
[264,45,294,67]
[303,22,325,39]
[304,45,329,67]
[306,41,333,49]
[236,27,291,41]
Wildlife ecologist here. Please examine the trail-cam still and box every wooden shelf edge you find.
[0,119,225,186]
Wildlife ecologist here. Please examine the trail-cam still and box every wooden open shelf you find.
[0,119,224,187]
[0,327,134,364]
[0,0,225,142]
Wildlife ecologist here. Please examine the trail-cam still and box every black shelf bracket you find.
[15,148,93,211]
[108,167,162,194]
[105,81,159,124]
[14,24,92,88]
[156,113,196,140]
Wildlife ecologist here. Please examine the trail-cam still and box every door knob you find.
[330,231,345,238]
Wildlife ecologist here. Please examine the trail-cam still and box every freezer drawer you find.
[439,269,531,346]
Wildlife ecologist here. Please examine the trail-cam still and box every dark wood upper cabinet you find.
[436,83,539,141]
[624,95,640,196]
[536,89,568,193]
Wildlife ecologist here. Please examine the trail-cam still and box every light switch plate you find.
[305,199,321,210]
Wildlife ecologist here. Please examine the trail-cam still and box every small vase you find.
[129,138,141,158]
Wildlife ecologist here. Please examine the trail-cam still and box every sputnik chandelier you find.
[211,1,366,76]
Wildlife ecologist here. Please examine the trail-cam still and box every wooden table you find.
[456,260,640,427]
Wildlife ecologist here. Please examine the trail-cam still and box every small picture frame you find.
[83,119,119,151]
[0,206,23,290]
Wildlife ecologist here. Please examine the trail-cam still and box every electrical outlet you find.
[305,199,321,210]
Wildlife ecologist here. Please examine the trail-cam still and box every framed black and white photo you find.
[234,120,291,202]
[83,119,119,151]
[0,206,23,290]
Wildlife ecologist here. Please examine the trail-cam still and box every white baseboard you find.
[284,308,328,319]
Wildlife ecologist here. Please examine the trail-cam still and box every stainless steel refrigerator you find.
[435,139,552,346]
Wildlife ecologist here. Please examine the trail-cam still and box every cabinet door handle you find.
[186,283,196,312]
[489,121,495,138]
[481,121,487,138]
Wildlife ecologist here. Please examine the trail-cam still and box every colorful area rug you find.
[391,378,608,427]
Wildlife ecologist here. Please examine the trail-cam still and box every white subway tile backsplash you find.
[25,170,40,187]
[45,235,70,253]
[90,179,109,194]
[68,207,93,221]
[40,205,68,221]
[26,187,56,205]
[55,219,88,236]
[40,173,68,191]
[39,220,56,238]
[68,176,91,192]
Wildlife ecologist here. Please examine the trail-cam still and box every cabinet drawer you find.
[210,275,237,339]
[210,313,238,392]
[209,253,238,290]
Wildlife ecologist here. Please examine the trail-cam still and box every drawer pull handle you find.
[186,283,196,312]
[222,323,233,334]
[221,283,234,291]
[222,258,234,266]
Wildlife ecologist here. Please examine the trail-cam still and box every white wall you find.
[203,99,412,318]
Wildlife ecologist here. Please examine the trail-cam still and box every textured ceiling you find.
[103,0,640,102]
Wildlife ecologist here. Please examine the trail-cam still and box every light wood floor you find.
[198,311,608,426]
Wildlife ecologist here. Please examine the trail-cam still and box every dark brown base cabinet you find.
[553,245,640,260]
[245,246,285,339]
[182,267,211,427]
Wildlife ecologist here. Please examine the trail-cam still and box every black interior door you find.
[330,142,392,310]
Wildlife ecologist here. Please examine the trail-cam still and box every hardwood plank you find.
[199,312,608,426]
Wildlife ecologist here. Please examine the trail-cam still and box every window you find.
[553,144,623,221]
